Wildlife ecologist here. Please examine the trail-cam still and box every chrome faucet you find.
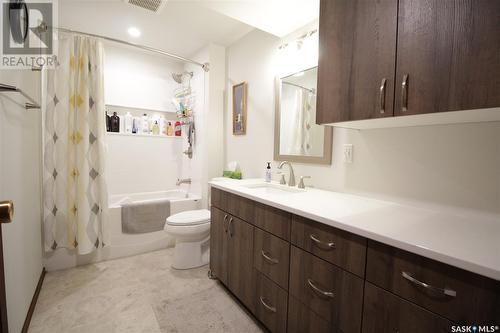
[176,178,191,186]
[277,161,295,187]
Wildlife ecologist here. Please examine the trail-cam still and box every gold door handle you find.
[0,200,14,223]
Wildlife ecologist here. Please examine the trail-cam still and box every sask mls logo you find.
[1,0,55,68]
[451,325,500,333]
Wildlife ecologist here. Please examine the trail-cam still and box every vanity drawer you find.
[253,202,291,241]
[287,296,337,333]
[289,246,364,333]
[291,215,367,277]
[254,228,290,290]
[254,271,288,333]
[362,282,453,333]
[225,192,255,223]
[211,188,255,223]
[366,240,500,324]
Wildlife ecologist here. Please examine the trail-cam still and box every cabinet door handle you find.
[259,296,277,313]
[401,74,409,112]
[401,271,456,297]
[228,217,234,237]
[307,279,334,299]
[309,234,335,250]
[379,78,387,114]
[261,250,279,265]
[223,214,228,233]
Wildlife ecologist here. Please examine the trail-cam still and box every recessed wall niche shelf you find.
[105,104,177,115]
[106,132,182,139]
[0,83,41,109]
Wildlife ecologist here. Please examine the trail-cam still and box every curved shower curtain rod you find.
[36,22,210,72]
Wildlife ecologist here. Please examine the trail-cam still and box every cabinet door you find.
[362,282,453,333]
[317,0,398,124]
[227,216,255,312]
[210,207,228,285]
[394,0,500,116]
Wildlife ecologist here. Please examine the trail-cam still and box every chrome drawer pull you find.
[307,279,334,299]
[309,234,335,250]
[223,214,228,233]
[261,250,279,265]
[401,271,457,297]
[259,296,277,313]
[228,217,234,237]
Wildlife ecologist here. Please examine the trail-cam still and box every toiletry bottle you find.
[159,116,166,135]
[142,113,149,134]
[174,121,182,136]
[265,162,272,182]
[106,111,111,132]
[152,121,159,135]
[119,115,125,133]
[132,117,138,134]
[110,112,120,132]
[124,112,133,134]
[167,122,173,136]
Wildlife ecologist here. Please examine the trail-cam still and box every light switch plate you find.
[343,144,353,163]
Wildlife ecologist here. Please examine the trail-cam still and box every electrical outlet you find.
[343,144,353,163]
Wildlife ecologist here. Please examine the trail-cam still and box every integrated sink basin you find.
[242,182,305,195]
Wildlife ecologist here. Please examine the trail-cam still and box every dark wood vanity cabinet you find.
[210,187,500,332]
[317,0,500,124]
[316,0,398,123]
[209,205,255,312]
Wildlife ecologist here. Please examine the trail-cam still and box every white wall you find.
[0,69,44,333]
[103,44,186,196]
[225,29,500,214]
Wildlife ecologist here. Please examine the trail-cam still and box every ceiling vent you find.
[125,0,167,13]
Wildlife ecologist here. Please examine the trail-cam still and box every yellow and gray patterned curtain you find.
[43,35,108,255]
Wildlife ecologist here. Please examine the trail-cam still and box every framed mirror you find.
[274,67,332,164]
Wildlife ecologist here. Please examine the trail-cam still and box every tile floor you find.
[29,248,264,333]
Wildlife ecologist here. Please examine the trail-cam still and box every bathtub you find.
[44,189,201,271]
[107,189,202,255]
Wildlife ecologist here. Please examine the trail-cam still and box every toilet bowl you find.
[164,209,210,269]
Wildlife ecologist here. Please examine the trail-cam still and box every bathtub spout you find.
[176,178,192,186]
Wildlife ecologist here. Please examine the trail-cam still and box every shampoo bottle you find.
[167,122,173,136]
[124,112,133,134]
[265,162,272,182]
[142,114,149,134]
[152,121,160,135]
[110,112,120,132]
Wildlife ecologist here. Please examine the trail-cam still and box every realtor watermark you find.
[1,0,56,69]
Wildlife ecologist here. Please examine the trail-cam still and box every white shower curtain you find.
[43,35,108,254]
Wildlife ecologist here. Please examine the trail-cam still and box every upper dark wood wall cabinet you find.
[316,0,500,124]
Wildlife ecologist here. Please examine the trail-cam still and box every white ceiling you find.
[58,0,319,58]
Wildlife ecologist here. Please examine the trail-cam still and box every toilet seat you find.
[166,209,210,226]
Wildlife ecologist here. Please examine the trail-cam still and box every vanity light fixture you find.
[127,27,141,38]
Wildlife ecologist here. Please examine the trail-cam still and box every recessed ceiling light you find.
[127,27,141,38]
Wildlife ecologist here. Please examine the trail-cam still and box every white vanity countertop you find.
[209,178,500,281]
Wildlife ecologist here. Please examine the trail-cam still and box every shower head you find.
[172,71,193,84]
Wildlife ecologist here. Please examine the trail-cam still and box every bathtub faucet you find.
[176,178,192,186]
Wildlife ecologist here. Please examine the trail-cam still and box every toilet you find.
[164,209,211,269]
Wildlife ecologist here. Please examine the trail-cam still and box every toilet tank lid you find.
[166,209,211,226]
